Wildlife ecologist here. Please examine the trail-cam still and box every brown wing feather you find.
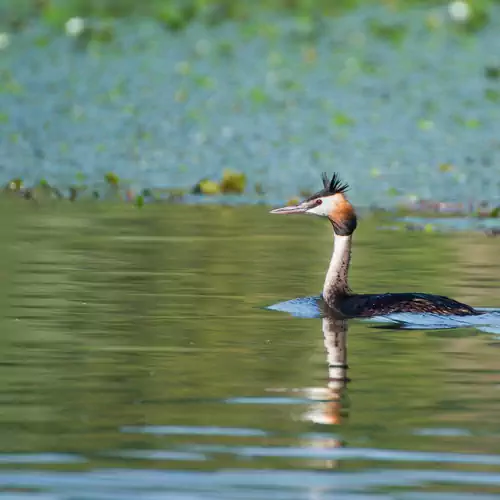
[339,293,479,318]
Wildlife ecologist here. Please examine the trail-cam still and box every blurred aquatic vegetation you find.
[192,179,221,195]
[438,163,454,173]
[332,112,356,127]
[453,116,481,129]
[398,197,500,218]
[1,1,500,211]
[134,193,144,208]
[3,175,500,239]
[220,170,246,194]
[485,89,500,102]
[104,172,120,187]
[386,187,401,197]
[192,170,246,195]
[37,179,63,200]
[485,65,500,80]
[368,21,407,45]
[4,178,23,193]
[0,69,23,95]
[156,3,198,31]
[254,182,265,195]
[448,0,491,32]
[1,173,247,204]
[68,186,79,201]
[64,17,115,49]
[3,0,497,32]
[3,178,63,201]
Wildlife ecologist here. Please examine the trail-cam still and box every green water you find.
[1,200,500,498]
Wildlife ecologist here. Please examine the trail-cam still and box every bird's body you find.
[329,292,478,318]
[270,173,480,318]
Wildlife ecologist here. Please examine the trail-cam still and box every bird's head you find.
[270,172,357,236]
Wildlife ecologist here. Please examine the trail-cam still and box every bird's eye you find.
[315,199,323,205]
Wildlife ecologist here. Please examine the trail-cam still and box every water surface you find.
[1,201,500,498]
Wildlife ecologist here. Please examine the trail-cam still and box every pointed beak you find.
[269,202,309,215]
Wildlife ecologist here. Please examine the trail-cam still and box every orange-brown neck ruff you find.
[328,197,357,237]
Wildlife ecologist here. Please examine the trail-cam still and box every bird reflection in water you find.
[298,313,349,469]
[302,313,349,427]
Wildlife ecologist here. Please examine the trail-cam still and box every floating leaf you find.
[249,87,269,105]
[485,89,500,102]
[192,179,220,195]
[485,66,500,80]
[104,172,119,186]
[332,112,355,127]
[75,172,86,182]
[193,74,216,89]
[280,79,302,92]
[464,118,480,128]
[417,119,434,130]
[220,170,246,194]
[439,163,453,172]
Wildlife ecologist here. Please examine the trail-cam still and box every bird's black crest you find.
[305,172,350,201]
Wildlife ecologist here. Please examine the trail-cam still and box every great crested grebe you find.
[270,172,480,318]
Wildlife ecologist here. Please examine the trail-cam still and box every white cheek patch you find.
[307,197,335,216]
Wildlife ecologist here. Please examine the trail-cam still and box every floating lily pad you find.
[485,66,500,80]
[104,172,120,186]
[439,163,453,172]
[192,179,220,195]
[220,170,246,194]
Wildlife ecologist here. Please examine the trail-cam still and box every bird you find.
[270,172,480,318]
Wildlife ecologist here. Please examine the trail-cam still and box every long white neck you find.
[323,233,352,307]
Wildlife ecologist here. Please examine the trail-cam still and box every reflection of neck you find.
[299,315,348,428]
[323,231,352,307]
[322,315,348,388]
